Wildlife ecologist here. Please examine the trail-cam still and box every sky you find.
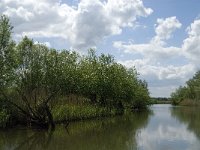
[1,0,200,97]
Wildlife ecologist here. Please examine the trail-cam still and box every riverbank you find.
[173,99,200,106]
[0,98,127,129]
[0,100,150,129]
[149,101,171,105]
[148,98,171,105]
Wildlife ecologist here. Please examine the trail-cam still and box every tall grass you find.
[179,99,200,106]
[52,104,118,122]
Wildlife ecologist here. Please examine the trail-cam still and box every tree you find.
[13,37,66,129]
[171,71,200,105]
[0,15,16,95]
[79,49,99,103]
[0,15,17,125]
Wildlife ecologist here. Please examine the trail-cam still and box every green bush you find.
[132,99,148,110]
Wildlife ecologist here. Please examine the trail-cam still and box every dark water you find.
[1,104,200,150]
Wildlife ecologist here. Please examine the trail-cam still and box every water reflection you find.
[0,129,54,150]
[136,104,200,150]
[171,106,200,139]
[0,111,150,150]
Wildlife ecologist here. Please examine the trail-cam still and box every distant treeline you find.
[149,97,171,104]
[0,15,150,129]
[171,71,200,106]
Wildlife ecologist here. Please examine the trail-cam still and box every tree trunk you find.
[44,104,55,131]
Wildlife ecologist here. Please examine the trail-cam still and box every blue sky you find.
[1,0,200,97]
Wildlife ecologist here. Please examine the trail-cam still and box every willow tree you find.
[0,15,61,129]
[13,37,67,129]
[79,49,99,103]
[0,15,17,116]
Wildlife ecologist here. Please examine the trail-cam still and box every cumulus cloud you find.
[153,16,182,45]
[114,16,182,60]
[114,41,181,62]
[183,19,200,65]
[115,17,200,67]
[119,59,194,80]
[0,0,153,50]
[114,17,200,97]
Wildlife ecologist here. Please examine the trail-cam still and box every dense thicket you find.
[0,15,150,129]
[171,71,200,105]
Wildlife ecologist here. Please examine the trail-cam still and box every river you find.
[0,104,200,150]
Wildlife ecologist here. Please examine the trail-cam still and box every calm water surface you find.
[0,104,200,150]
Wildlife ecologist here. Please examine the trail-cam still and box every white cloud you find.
[137,124,200,150]
[114,16,182,61]
[153,16,182,45]
[105,0,153,28]
[183,19,200,65]
[0,0,153,50]
[149,86,178,98]
[114,17,200,97]
[119,59,194,80]
[114,41,181,61]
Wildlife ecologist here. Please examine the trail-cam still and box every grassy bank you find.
[0,101,150,128]
[52,104,121,123]
[0,104,123,128]
[175,99,200,106]
[0,93,149,128]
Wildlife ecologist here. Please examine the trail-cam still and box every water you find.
[0,104,200,150]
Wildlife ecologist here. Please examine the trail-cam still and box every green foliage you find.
[79,50,150,109]
[171,71,200,105]
[0,15,16,91]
